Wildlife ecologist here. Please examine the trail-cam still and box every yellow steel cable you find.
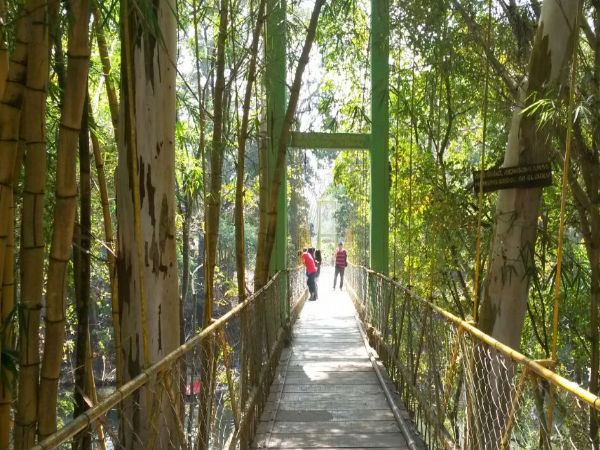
[393,59,401,278]
[407,57,415,288]
[473,0,492,322]
[500,368,530,450]
[548,3,580,433]
[428,54,445,304]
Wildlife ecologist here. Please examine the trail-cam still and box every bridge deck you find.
[253,268,416,450]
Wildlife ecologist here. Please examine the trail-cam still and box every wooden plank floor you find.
[253,267,415,450]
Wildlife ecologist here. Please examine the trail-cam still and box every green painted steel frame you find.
[266,0,288,319]
[290,132,371,150]
[265,0,390,276]
[370,0,390,274]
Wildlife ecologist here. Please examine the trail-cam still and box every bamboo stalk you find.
[86,337,107,450]
[0,4,28,338]
[0,0,8,98]
[219,328,240,429]
[442,327,464,415]
[91,0,119,137]
[163,375,187,450]
[38,0,90,439]
[0,148,17,450]
[499,368,530,450]
[15,0,51,445]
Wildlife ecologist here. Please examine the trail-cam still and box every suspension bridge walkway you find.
[253,267,421,449]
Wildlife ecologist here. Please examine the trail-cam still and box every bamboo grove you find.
[0,0,600,448]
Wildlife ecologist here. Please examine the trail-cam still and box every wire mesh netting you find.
[346,264,598,450]
[33,269,307,450]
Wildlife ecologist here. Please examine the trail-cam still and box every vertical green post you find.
[266,0,288,318]
[317,199,322,250]
[370,0,389,275]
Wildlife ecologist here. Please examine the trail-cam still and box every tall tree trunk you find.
[92,1,119,138]
[254,0,326,289]
[89,104,121,386]
[203,0,228,328]
[191,0,207,321]
[197,1,228,447]
[181,193,191,341]
[73,94,91,450]
[118,0,180,446]
[588,10,600,446]
[235,0,266,304]
[256,115,268,283]
[235,7,265,445]
[475,1,579,448]
[38,0,90,440]
[15,0,51,446]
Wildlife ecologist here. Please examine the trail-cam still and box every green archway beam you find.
[289,132,371,150]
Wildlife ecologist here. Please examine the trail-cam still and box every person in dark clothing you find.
[300,248,318,300]
[333,242,347,290]
[314,249,322,278]
[308,247,319,298]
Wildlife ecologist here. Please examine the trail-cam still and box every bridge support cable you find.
[547,1,581,438]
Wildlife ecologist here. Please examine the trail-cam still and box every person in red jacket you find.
[300,248,318,301]
[333,242,348,290]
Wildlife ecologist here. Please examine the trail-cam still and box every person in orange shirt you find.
[308,247,320,299]
[300,248,318,301]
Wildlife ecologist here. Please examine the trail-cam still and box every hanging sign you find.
[472,162,552,193]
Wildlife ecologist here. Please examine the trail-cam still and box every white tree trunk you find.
[479,0,579,349]
[117,0,180,447]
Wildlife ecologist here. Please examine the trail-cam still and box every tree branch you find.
[450,0,519,96]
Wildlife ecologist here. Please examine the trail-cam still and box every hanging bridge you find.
[27,0,595,449]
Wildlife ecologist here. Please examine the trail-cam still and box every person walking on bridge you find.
[300,248,318,301]
[308,247,320,299]
[333,242,347,290]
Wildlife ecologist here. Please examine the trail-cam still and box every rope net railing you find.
[346,264,599,450]
[33,268,308,450]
